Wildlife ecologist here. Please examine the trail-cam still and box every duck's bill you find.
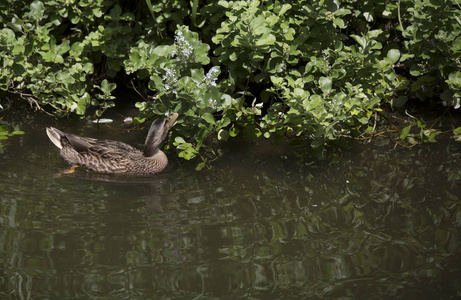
[167,112,179,127]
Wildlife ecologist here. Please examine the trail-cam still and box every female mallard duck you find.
[46,113,178,174]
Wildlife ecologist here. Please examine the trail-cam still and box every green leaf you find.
[12,63,26,75]
[358,116,369,124]
[100,79,116,94]
[57,40,70,55]
[400,126,411,139]
[229,126,239,137]
[11,131,25,135]
[334,8,351,17]
[196,161,207,171]
[387,49,400,64]
[191,69,204,83]
[153,45,173,57]
[30,1,45,21]
[367,29,383,39]
[333,18,346,28]
[363,12,373,22]
[218,129,229,141]
[350,35,367,49]
[133,117,146,125]
[451,37,461,53]
[278,4,291,16]
[70,42,84,57]
[202,113,215,124]
[410,64,422,76]
[219,117,231,128]
[400,54,414,62]
[178,147,197,160]
[270,76,284,86]
[174,136,186,145]
[93,7,103,18]
[319,77,332,94]
[447,71,461,89]
[255,33,276,46]
[8,19,22,33]
[12,43,25,55]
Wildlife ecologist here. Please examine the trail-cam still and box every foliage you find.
[454,126,461,142]
[1,0,460,163]
[0,123,24,149]
[124,26,231,163]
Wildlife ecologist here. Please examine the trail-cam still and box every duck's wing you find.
[84,139,141,159]
[47,127,139,156]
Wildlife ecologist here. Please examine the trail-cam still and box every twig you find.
[368,111,378,143]
[130,79,148,101]
[8,88,56,116]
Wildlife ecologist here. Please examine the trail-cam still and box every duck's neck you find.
[144,141,161,156]
[144,130,163,157]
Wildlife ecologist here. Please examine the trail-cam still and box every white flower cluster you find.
[163,67,178,94]
[202,67,219,87]
[208,98,218,109]
[172,31,195,64]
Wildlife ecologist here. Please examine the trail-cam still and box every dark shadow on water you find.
[55,167,183,213]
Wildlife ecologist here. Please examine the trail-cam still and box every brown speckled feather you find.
[46,113,178,174]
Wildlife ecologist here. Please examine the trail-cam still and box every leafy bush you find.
[124,26,231,163]
[1,0,460,163]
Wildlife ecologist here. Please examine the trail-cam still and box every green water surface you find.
[1,119,460,299]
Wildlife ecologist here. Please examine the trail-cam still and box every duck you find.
[46,113,178,174]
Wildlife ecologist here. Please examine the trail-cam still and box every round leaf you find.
[319,77,332,94]
[387,49,401,64]
[202,113,215,125]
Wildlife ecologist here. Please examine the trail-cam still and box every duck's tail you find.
[46,127,64,150]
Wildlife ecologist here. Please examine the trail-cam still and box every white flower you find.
[163,68,178,92]
[208,98,218,109]
[173,31,196,64]
[70,102,78,112]
[202,67,219,87]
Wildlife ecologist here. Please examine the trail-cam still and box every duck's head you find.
[144,113,178,157]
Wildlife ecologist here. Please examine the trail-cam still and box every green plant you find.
[124,26,231,164]
[399,112,442,145]
[397,0,461,106]
[93,79,117,118]
[1,0,460,165]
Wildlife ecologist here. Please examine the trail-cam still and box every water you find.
[1,117,460,299]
